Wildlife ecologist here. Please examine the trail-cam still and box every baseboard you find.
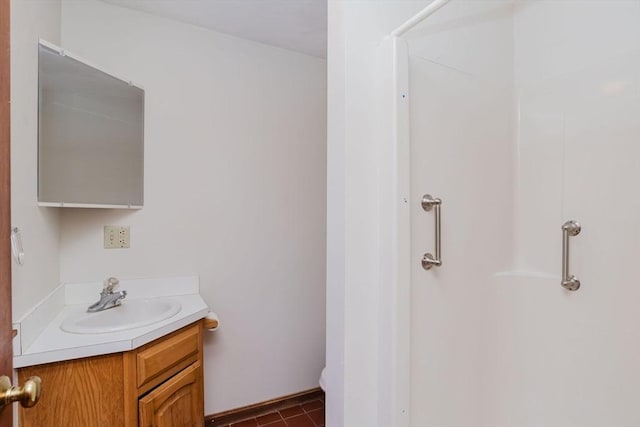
[206,387,324,426]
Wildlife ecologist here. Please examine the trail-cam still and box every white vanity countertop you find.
[13,276,210,369]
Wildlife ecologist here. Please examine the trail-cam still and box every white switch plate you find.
[104,226,130,249]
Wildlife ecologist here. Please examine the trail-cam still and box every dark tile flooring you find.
[218,398,325,427]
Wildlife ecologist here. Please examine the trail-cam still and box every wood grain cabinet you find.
[17,321,204,427]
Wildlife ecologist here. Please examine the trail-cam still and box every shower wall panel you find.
[406,1,640,426]
[495,1,640,426]
[407,2,514,426]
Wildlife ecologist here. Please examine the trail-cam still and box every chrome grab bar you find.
[561,220,581,291]
[421,194,442,270]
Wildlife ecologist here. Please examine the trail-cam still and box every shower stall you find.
[388,1,640,425]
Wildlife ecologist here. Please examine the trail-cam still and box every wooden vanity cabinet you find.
[17,320,204,427]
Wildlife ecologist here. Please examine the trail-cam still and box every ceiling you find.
[100,0,327,58]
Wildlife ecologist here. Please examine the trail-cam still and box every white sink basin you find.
[60,298,181,334]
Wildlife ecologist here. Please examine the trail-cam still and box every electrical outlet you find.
[104,226,130,249]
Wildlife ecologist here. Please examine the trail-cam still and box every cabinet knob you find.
[0,375,41,409]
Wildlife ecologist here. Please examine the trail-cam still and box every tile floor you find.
[217,398,325,427]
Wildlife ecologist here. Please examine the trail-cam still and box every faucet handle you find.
[103,277,120,292]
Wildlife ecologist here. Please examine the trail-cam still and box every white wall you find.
[59,0,326,414]
[10,0,61,321]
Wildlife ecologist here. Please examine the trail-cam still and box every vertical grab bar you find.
[421,194,442,270]
[561,220,581,291]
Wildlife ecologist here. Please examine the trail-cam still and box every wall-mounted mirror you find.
[38,40,144,208]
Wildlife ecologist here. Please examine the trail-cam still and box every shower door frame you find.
[383,34,413,427]
[384,1,459,424]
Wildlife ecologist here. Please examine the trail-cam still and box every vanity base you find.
[18,320,204,427]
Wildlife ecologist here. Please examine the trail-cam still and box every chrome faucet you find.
[87,277,127,313]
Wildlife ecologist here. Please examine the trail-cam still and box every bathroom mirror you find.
[38,40,144,208]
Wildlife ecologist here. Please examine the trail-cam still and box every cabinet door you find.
[139,362,203,427]
[18,354,125,427]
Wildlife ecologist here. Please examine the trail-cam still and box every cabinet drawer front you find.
[137,325,200,389]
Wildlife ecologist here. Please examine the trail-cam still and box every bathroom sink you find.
[60,298,181,334]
